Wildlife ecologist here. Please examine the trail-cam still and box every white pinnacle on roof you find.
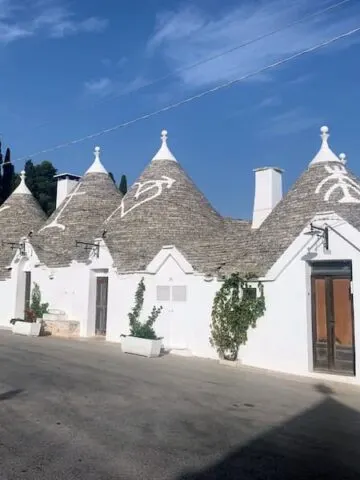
[152,130,177,162]
[85,146,108,174]
[309,126,341,166]
[13,170,31,195]
[339,152,347,165]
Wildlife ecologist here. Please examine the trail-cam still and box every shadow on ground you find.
[177,384,360,479]
[0,389,24,401]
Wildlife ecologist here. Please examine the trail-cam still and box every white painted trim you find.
[13,171,31,195]
[152,130,177,162]
[146,246,194,274]
[85,146,108,174]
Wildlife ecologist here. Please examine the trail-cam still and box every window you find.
[156,285,187,302]
[172,286,187,302]
[157,285,170,301]
[243,288,257,300]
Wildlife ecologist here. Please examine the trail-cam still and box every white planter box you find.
[121,336,162,358]
[12,322,41,337]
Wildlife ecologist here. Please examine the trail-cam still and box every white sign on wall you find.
[315,165,360,204]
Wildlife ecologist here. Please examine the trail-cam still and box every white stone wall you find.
[106,249,220,359]
[0,276,16,328]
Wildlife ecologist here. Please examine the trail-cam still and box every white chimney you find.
[54,173,81,209]
[252,167,283,229]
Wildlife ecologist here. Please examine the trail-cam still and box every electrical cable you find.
[15,24,360,163]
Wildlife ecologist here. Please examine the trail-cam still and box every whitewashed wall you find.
[106,247,220,359]
[240,214,360,383]
[0,276,16,328]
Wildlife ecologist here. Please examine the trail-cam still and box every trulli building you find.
[18,147,122,336]
[2,125,360,385]
[0,171,47,327]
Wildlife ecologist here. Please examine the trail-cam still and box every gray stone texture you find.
[33,172,122,267]
[0,191,46,280]
[248,162,360,275]
[105,159,230,273]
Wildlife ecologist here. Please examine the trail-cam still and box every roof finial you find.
[320,125,329,146]
[309,125,341,166]
[85,145,108,174]
[152,129,177,162]
[161,130,168,143]
[13,169,31,195]
[94,146,100,160]
[339,152,347,165]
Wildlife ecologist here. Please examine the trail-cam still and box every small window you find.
[243,288,257,300]
[172,286,187,302]
[157,285,170,301]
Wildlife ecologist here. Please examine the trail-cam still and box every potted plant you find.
[121,278,163,357]
[11,283,49,337]
[210,273,265,366]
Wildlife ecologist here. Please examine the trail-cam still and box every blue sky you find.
[1,0,360,219]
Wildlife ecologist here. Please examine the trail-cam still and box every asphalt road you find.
[0,332,360,479]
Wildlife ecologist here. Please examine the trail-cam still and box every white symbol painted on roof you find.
[315,164,360,204]
[106,176,175,222]
[39,183,86,232]
[0,205,10,214]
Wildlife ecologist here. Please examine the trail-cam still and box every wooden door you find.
[312,267,355,375]
[95,277,108,335]
[332,278,355,373]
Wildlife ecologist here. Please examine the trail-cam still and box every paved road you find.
[0,332,360,479]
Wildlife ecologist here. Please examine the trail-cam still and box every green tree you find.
[24,160,57,215]
[108,172,116,183]
[2,148,14,203]
[119,174,128,195]
[0,142,3,203]
[127,278,162,339]
[30,282,49,320]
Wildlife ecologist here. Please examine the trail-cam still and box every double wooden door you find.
[312,262,355,375]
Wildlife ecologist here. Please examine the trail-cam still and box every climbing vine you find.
[210,273,265,361]
[128,278,162,340]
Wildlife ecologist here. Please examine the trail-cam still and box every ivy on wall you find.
[210,273,265,361]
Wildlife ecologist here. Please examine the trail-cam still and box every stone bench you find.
[42,313,80,338]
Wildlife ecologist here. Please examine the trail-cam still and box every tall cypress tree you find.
[2,148,14,203]
[119,174,128,195]
[0,142,3,204]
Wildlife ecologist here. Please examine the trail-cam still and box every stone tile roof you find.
[220,127,360,278]
[252,160,360,275]
[33,162,122,268]
[0,174,46,279]
[105,132,228,273]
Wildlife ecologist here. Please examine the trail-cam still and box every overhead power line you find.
[29,0,353,132]
[15,25,360,163]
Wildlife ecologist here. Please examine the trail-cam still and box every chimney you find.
[252,167,283,229]
[54,173,81,209]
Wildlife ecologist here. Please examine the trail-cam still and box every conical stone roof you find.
[105,130,225,272]
[33,147,122,267]
[0,171,47,279]
[253,126,360,275]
